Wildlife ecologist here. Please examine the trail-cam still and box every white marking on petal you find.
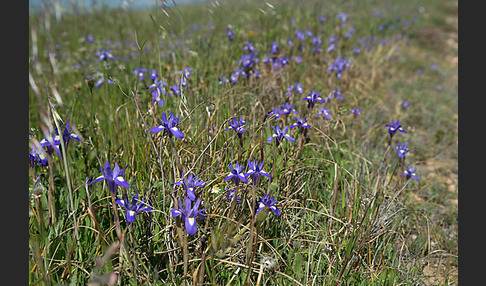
[188,217,195,226]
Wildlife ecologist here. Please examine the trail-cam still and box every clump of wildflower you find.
[147,78,166,107]
[132,67,148,80]
[39,129,61,158]
[225,27,234,41]
[327,87,343,102]
[94,76,114,87]
[39,122,81,159]
[290,116,311,133]
[149,69,158,80]
[327,57,351,79]
[245,159,272,186]
[385,119,407,137]
[336,12,348,27]
[224,116,248,136]
[222,188,241,204]
[295,29,306,41]
[224,162,248,186]
[316,107,332,120]
[218,76,229,85]
[171,198,206,236]
[169,84,180,97]
[303,90,326,109]
[172,172,205,201]
[350,107,362,117]
[279,102,299,116]
[267,124,295,146]
[150,111,184,139]
[394,141,411,159]
[286,82,304,97]
[255,193,280,216]
[116,194,152,223]
[97,48,116,61]
[91,161,130,194]
[265,107,282,121]
[29,142,48,168]
[403,165,420,181]
[311,36,323,54]
[326,35,338,53]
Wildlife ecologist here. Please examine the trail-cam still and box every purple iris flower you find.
[29,142,48,168]
[243,42,256,53]
[385,119,407,137]
[85,34,95,43]
[29,146,39,168]
[57,122,81,145]
[224,116,248,136]
[147,78,166,107]
[171,198,206,236]
[169,84,180,97]
[224,162,248,186]
[287,38,294,47]
[224,188,241,204]
[293,82,304,94]
[225,27,234,41]
[218,76,229,85]
[290,116,311,133]
[91,161,130,194]
[326,43,337,53]
[230,70,239,83]
[147,78,167,107]
[327,57,351,79]
[293,55,303,64]
[270,41,279,55]
[255,193,280,216]
[265,107,282,120]
[402,101,410,109]
[279,102,298,116]
[116,194,152,223]
[303,90,326,109]
[336,12,348,26]
[133,67,148,80]
[403,166,420,181]
[394,142,411,159]
[316,107,332,120]
[172,173,205,201]
[149,69,159,80]
[287,82,304,97]
[311,36,323,54]
[329,88,343,102]
[39,129,62,158]
[267,124,295,146]
[94,76,114,87]
[245,159,272,186]
[295,30,306,41]
[41,122,81,150]
[150,111,185,139]
[97,48,116,61]
[350,107,362,117]
[182,67,193,79]
[238,52,259,77]
[343,27,356,39]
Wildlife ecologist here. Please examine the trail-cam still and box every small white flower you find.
[211,185,220,194]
